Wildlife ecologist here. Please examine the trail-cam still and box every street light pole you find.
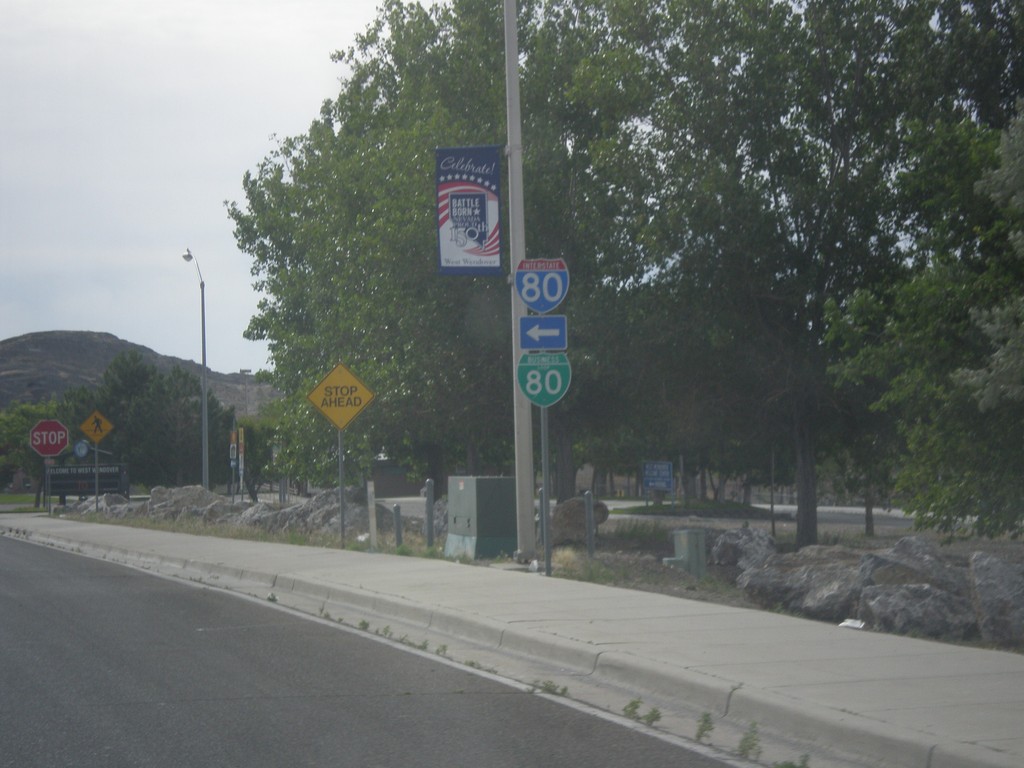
[504,0,536,562]
[182,248,209,490]
[240,368,251,416]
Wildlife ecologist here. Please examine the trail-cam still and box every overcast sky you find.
[1,0,404,375]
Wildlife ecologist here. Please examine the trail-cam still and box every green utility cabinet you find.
[662,529,707,579]
[443,476,517,559]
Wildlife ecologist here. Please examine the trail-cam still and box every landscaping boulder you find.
[143,485,237,522]
[67,493,130,517]
[711,527,775,570]
[237,501,294,532]
[549,497,609,545]
[857,536,969,596]
[737,546,863,621]
[737,535,1024,644]
[270,488,381,534]
[859,584,977,641]
[969,553,1024,647]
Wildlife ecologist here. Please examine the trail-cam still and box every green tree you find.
[229,0,1021,535]
[0,400,59,503]
[959,105,1024,407]
[944,105,1024,536]
[933,0,1024,129]
[232,0,635,491]
[233,0,498,486]
[583,0,928,545]
[830,112,1022,535]
[59,353,233,491]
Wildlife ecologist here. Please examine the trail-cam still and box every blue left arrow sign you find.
[519,315,568,352]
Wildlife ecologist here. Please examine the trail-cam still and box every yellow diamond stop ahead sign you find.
[307,363,375,431]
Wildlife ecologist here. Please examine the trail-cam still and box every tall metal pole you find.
[199,279,209,490]
[94,440,99,515]
[540,406,551,576]
[183,249,209,490]
[338,429,346,547]
[504,0,536,562]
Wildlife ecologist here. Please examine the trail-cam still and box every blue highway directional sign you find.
[519,315,567,352]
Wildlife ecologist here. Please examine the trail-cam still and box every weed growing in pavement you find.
[772,756,810,768]
[398,635,430,651]
[622,698,660,725]
[641,707,662,725]
[532,680,568,696]
[738,722,762,760]
[435,644,448,658]
[358,620,370,631]
[623,699,642,719]
[695,712,714,742]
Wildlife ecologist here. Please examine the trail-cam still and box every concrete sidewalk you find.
[2,513,1021,768]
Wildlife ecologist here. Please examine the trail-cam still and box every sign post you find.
[514,259,572,576]
[229,430,238,501]
[31,420,71,516]
[502,0,537,564]
[307,363,375,547]
[238,427,246,500]
[80,410,113,515]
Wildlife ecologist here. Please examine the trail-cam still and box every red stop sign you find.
[29,419,70,457]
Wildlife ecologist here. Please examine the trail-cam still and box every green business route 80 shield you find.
[516,352,571,407]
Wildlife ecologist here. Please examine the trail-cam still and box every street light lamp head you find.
[182,248,203,285]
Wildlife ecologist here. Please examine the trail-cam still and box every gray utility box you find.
[443,476,517,559]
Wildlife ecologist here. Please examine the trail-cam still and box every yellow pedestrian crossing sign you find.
[307,363,375,431]
[81,410,113,443]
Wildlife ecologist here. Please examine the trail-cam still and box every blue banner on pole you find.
[436,146,502,276]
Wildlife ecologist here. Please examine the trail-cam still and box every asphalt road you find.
[378,496,915,530]
[0,536,731,768]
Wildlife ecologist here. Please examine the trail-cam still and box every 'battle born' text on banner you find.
[436,146,502,276]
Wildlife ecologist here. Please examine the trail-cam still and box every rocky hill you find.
[0,331,277,415]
